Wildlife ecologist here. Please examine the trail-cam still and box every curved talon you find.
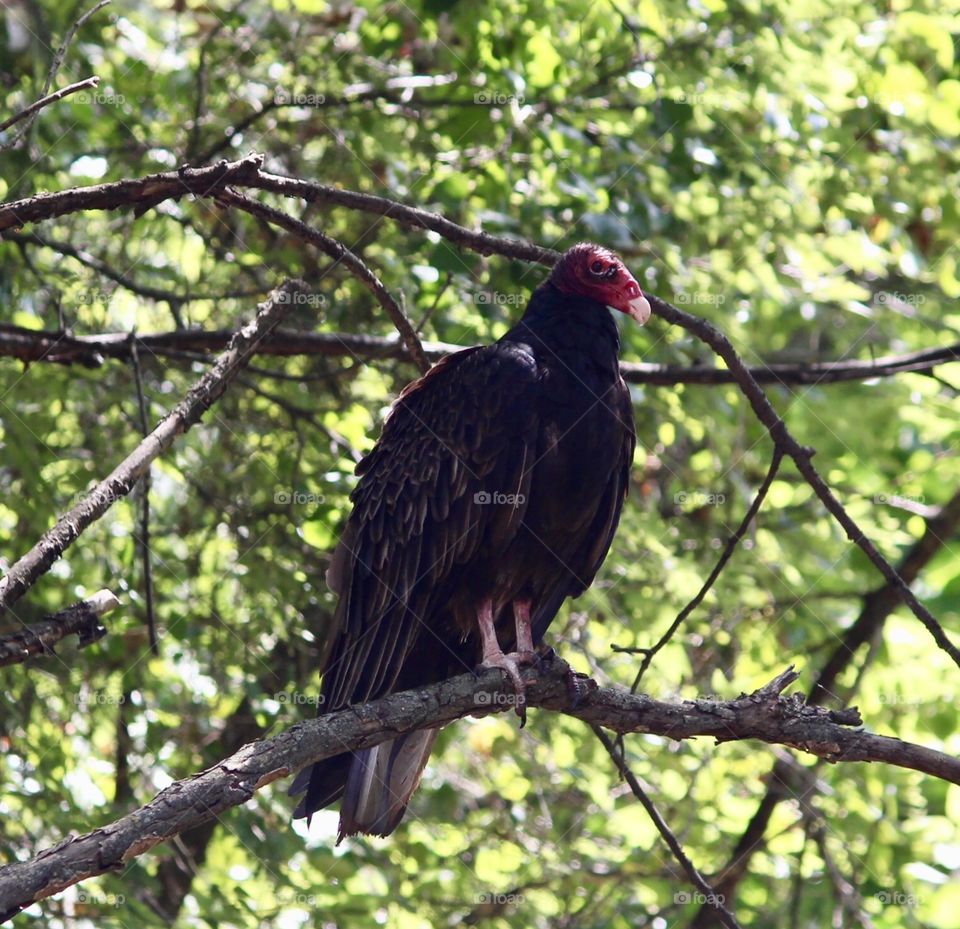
[479,651,529,726]
[565,668,590,708]
[476,598,540,727]
[514,649,539,667]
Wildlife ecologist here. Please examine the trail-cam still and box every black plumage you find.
[290,243,650,839]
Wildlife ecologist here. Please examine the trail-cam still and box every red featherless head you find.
[549,243,651,324]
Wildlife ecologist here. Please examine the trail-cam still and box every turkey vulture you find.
[290,243,650,840]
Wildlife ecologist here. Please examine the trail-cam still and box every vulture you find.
[290,243,651,840]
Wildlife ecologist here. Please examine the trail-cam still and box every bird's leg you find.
[477,598,532,725]
[512,604,587,706]
[512,598,538,665]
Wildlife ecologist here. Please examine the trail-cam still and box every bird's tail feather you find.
[338,728,439,841]
[289,752,350,821]
[289,728,438,842]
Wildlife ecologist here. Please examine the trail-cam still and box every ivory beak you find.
[626,293,652,325]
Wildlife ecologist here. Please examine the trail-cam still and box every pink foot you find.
[476,599,539,726]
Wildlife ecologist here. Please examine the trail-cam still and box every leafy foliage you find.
[1,0,959,926]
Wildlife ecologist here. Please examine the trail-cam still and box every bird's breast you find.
[525,374,631,528]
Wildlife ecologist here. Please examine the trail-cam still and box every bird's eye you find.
[589,260,606,275]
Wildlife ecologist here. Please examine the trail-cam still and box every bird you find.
[289,242,651,841]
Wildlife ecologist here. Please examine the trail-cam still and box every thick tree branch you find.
[0,155,550,261]
[0,155,266,231]
[0,660,956,922]
[2,323,956,386]
[0,589,118,667]
[0,281,305,615]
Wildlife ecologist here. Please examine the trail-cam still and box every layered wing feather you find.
[319,343,540,711]
[529,379,636,640]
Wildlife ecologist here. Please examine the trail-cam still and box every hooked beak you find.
[626,292,652,325]
[620,277,651,325]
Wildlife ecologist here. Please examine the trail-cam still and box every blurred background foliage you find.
[1,0,959,926]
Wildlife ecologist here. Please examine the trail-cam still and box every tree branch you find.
[0,77,100,136]
[2,323,955,386]
[0,660,956,922]
[593,726,742,929]
[623,449,784,689]
[214,189,431,373]
[0,0,110,152]
[3,231,262,303]
[0,154,266,231]
[0,589,118,667]
[688,486,960,927]
[249,170,559,263]
[0,281,305,616]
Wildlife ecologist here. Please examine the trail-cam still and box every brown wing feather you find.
[320,344,540,711]
[570,380,636,590]
[526,378,635,641]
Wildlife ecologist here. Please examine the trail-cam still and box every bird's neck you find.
[501,281,622,371]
